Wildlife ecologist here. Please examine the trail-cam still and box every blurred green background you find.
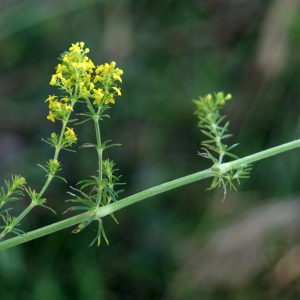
[1,0,300,299]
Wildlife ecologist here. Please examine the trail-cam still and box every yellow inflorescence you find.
[45,95,73,122]
[46,42,123,122]
[63,127,78,146]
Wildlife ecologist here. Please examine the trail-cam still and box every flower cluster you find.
[49,42,94,96]
[92,62,123,106]
[63,127,77,147]
[44,42,124,245]
[45,95,73,122]
[48,42,123,109]
[0,42,124,243]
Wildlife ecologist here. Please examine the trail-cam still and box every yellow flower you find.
[85,58,95,70]
[69,42,83,54]
[95,66,103,74]
[63,127,77,146]
[93,75,104,83]
[117,69,124,75]
[92,88,104,105]
[113,74,122,83]
[64,79,72,87]
[92,88,104,99]
[45,95,57,102]
[105,98,115,105]
[65,127,76,137]
[47,111,55,122]
[50,75,57,85]
[56,64,66,73]
[84,73,91,82]
[112,87,122,96]
[81,86,89,97]
[65,105,73,111]
[49,101,62,110]
[47,42,123,114]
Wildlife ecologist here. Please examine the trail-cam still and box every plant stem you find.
[0,168,214,250]
[84,97,103,207]
[218,139,300,173]
[0,102,76,240]
[0,202,36,239]
[1,138,300,251]
[0,211,94,250]
[94,117,103,208]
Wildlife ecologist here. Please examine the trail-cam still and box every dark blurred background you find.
[1,0,300,299]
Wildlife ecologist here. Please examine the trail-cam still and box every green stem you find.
[96,168,215,217]
[85,97,103,207]
[94,117,103,207]
[36,100,76,198]
[0,101,76,240]
[1,138,300,251]
[0,211,94,250]
[0,202,36,239]
[218,139,300,173]
[38,175,53,200]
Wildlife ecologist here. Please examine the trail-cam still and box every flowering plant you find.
[0,42,300,251]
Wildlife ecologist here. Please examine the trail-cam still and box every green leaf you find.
[67,118,78,123]
[224,152,239,160]
[104,186,118,203]
[80,143,96,148]
[109,213,119,224]
[216,115,226,125]
[65,197,94,207]
[201,130,215,139]
[4,197,22,202]
[69,186,91,199]
[11,228,26,237]
[77,113,93,117]
[220,122,229,135]
[226,143,239,151]
[72,214,96,233]
[53,175,67,183]
[39,204,57,215]
[63,206,90,214]
[220,134,233,140]
[101,224,109,245]
[75,116,93,125]
[61,147,77,153]
[89,220,102,247]
[201,139,215,145]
